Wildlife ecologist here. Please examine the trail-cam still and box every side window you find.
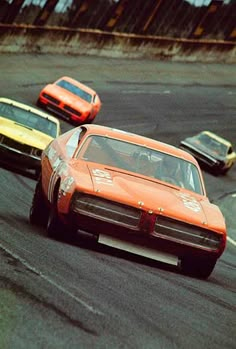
[228,146,233,155]
[92,95,95,103]
[65,128,84,157]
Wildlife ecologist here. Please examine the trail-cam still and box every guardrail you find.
[0,0,235,62]
[0,24,235,63]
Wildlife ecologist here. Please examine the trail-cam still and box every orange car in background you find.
[30,124,227,279]
[37,76,101,125]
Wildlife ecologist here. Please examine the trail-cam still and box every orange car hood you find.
[73,163,225,232]
[46,85,92,110]
[0,117,53,149]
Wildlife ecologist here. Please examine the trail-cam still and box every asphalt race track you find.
[0,54,235,349]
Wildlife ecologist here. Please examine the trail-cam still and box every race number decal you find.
[60,176,74,195]
[48,160,68,202]
[177,193,201,212]
[92,169,113,186]
[45,146,57,168]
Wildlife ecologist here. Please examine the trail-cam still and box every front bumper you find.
[0,144,41,172]
[67,193,225,262]
[39,95,88,125]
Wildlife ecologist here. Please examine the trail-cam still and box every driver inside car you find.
[136,153,154,177]
[157,156,185,187]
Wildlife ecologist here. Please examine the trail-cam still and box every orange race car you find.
[29,125,227,279]
[37,76,101,125]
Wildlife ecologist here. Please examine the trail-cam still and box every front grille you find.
[64,105,82,117]
[42,93,60,105]
[0,134,42,157]
[71,193,141,228]
[46,104,71,120]
[153,216,223,251]
[1,135,30,154]
[43,94,82,119]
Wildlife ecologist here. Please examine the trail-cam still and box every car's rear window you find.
[196,133,228,157]
[56,80,92,103]
[0,102,58,137]
[78,135,204,195]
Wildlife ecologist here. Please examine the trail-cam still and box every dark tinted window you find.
[56,80,92,103]
[0,102,58,137]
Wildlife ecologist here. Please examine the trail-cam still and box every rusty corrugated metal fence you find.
[0,0,235,41]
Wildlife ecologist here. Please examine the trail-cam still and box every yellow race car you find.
[0,97,61,178]
[180,131,236,175]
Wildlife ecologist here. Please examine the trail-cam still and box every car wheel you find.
[36,99,44,108]
[220,164,232,175]
[34,168,41,180]
[29,177,49,226]
[47,206,60,239]
[46,189,65,240]
[180,256,217,279]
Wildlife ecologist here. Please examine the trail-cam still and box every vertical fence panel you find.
[85,1,111,29]
[152,0,182,36]
[0,0,235,41]
[140,0,164,34]
[119,0,146,33]
[190,0,224,38]
[33,0,59,25]
[103,0,129,32]
[1,0,25,24]
[65,0,91,28]
[222,3,236,41]
[65,0,111,29]
[169,2,201,38]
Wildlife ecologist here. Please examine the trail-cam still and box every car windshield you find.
[196,133,228,157]
[56,80,92,103]
[0,102,58,137]
[78,135,204,195]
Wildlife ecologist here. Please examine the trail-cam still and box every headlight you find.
[31,148,42,158]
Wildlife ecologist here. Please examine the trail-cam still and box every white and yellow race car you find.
[180,131,236,175]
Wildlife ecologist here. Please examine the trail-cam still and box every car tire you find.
[34,168,41,180]
[220,164,232,175]
[47,206,61,239]
[29,176,49,226]
[180,256,217,279]
[46,186,65,240]
[36,99,44,109]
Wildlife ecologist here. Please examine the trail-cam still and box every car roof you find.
[55,76,97,95]
[83,124,199,164]
[0,97,60,126]
[199,131,232,147]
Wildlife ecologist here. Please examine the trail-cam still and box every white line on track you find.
[227,236,236,247]
[0,242,103,316]
[122,90,171,94]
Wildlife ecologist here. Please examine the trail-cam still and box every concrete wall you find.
[0,24,235,63]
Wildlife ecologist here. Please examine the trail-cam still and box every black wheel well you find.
[52,178,61,204]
